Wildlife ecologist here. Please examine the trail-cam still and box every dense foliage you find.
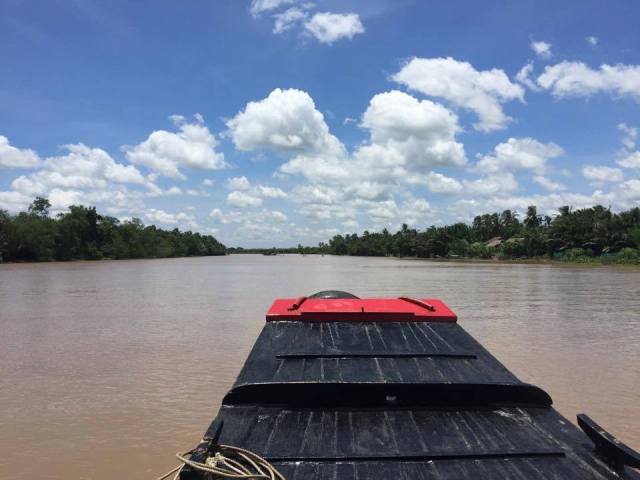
[228,245,325,255]
[232,205,640,264]
[3,199,640,264]
[320,205,640,263]
[0,197,226,262]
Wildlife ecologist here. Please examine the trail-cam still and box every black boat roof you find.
[182,294,639,479]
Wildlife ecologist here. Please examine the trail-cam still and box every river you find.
[1,254,638,479]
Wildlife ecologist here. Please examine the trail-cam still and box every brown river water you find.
[1,254,639,479]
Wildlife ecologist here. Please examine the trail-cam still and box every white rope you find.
[156,444,286,480]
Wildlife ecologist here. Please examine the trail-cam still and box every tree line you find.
[0,197,226,262]
[3,199,640,264]
[233,205,640,264]
[320,205,640,263]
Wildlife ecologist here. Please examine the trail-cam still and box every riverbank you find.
[5,250,640,266]
[229,250,640,266]
[1,198,226,262]
[393,254,640,267]
[0,253,227,264]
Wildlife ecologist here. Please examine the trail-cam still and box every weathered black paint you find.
[182,320,639,479]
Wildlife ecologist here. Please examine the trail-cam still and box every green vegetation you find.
[3,199,639,265]
[227,245,325,255]
[233,205,640,265]
[319,205,640,264]
[0,197,226,262]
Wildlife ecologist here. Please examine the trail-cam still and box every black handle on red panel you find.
[398,296,436,311]
[287,296,307,311]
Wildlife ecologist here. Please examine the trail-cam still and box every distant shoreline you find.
[390,255,640,267]
[0,254,227,265]
[233,252,640,267]
[3,252,640,268]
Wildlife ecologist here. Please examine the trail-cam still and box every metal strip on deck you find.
[263,449,566,462]
[277,350,477,359]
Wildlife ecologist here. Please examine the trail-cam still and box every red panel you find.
[266,297,457,323]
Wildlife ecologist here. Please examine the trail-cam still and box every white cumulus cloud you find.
[344,181,390,201]
[292,184,342,205]
[0,135,41,169]
[225,176,251,190]
[265,210,288,222]
[424,172,463,194]
[476,137,564,174]
[618,122,637,150]
[11,143,147,198]
[582,165,624,184]
[0,191,31,211]
[124,115,226,179]
[516,62,540,91]
[392,57,525,132]
[280,90,466,187]
[250,0,295,17]
[533,175,566,192]
[227,190,263,208]
[304,12,364,44]
[249,2,363,45]
[357,90,466,172]
[463,172,519,196]
[257,185,288,198]
[209,208,290,244]
[224,175,288,200]
[279,154,351,183]
[274,89,468,224]
[227,88,345,156]
[145,208,196,227]
[618,151,640,169]
[530,40,552,59]
[620,179,640,202]
[273,7,307,34]
[536,61,640,101]
[616,122,640,168]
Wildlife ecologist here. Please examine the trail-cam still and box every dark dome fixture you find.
[307,290,359,299]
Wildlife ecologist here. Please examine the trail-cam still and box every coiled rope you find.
[156,444,285,480]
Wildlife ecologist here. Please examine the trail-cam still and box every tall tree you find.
[28,197,51,217]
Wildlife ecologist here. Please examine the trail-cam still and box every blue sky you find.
[1,0,639,246]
